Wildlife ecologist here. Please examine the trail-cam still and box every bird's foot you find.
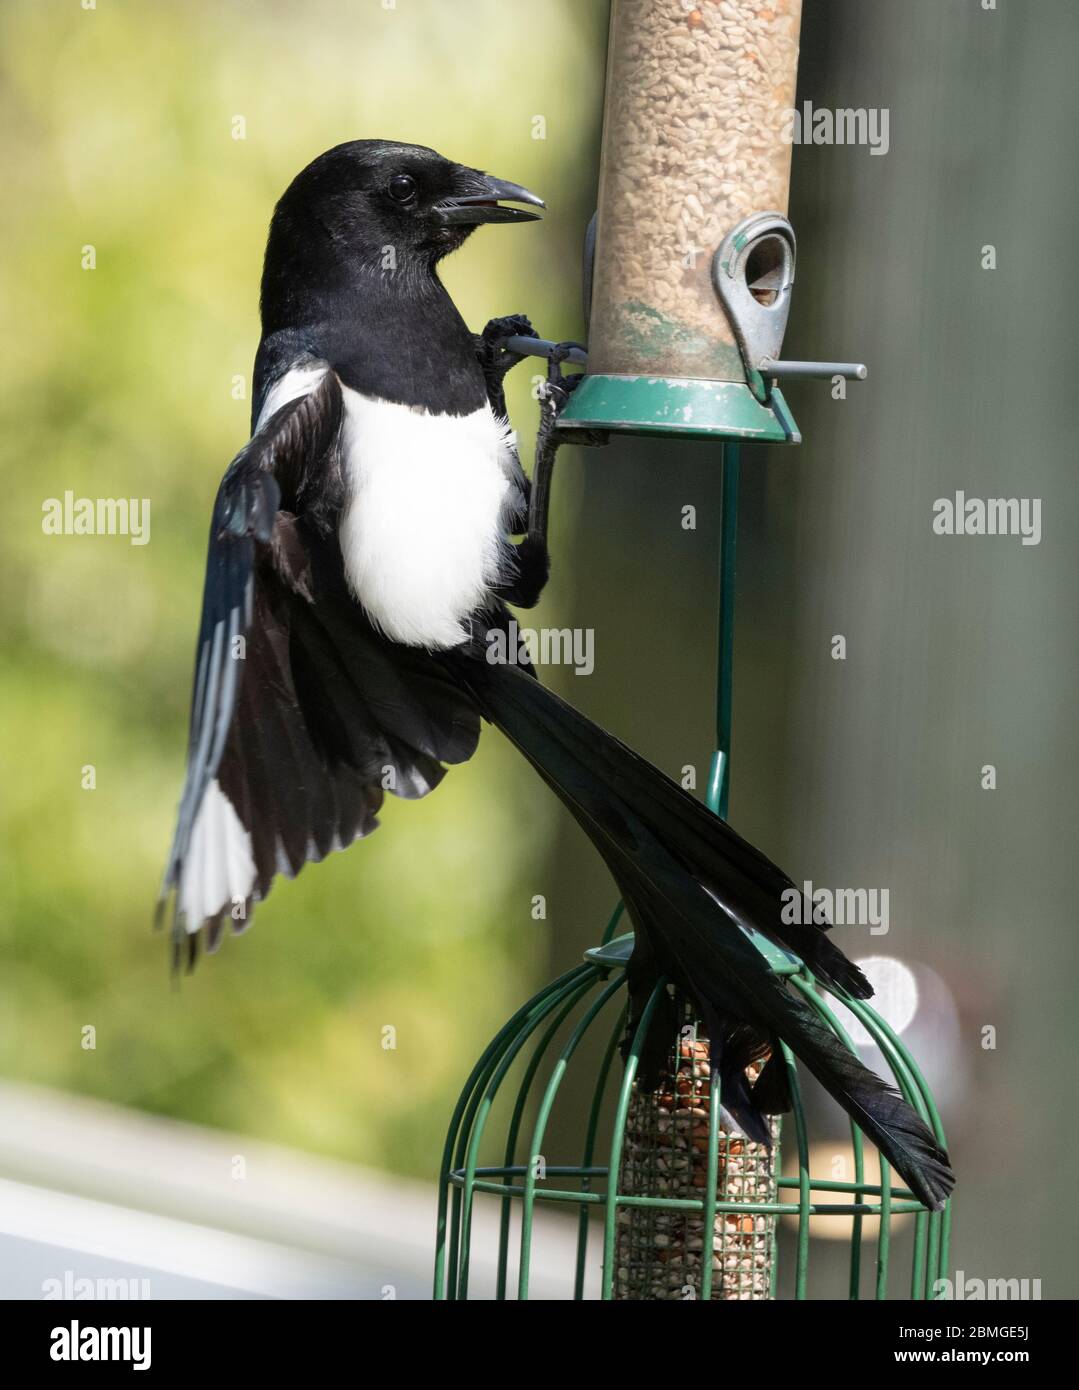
[475,313,539,382]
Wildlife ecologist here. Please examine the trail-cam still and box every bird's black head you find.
[260,139,543,331]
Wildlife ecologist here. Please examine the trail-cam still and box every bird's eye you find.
[388,174,417,204]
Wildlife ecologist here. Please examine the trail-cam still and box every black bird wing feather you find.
[163,377,342,888]
[160,370,481,956]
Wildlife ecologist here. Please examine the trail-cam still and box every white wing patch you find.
[338,388,514,649]
[179,778,256,931]
[255,362,331,431]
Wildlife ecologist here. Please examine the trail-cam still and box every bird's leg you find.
[474,315,539,537]
[498,346,581,609]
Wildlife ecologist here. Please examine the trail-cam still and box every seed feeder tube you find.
[559,0,805,442]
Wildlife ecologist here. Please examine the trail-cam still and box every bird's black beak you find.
[438,174,545,225]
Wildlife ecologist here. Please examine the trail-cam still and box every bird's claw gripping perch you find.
[479,312,539,357]
[474,314,540,412]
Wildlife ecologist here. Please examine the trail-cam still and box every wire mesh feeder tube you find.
[614,1017,779,1300]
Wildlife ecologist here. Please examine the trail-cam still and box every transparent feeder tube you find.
[588,0,803,383]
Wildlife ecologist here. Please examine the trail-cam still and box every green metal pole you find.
[707,444,741,819]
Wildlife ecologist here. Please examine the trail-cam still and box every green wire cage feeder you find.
[435,0,951,1300]
[434,925,952,1301]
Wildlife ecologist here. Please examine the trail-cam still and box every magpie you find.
[161,139,954,1212]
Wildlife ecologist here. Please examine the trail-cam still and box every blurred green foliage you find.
[0,0,606,1174]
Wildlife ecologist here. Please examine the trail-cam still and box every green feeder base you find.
[556,373,801,443]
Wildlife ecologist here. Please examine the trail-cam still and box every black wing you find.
[160,367,481,961]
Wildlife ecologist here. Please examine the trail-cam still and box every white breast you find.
[337,387,515,649]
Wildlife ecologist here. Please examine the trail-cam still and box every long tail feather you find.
[452,650,954,1211]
